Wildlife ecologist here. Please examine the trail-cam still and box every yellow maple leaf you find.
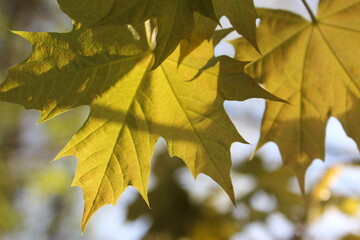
[0,24,280,229]
[233,0,360,191]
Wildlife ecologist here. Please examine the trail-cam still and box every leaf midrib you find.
[159,64,227,181]
[84,57,153,225]
[247,24,310,70]
[299,27,315,163]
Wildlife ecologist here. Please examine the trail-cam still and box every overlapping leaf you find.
[233,0,360,189]
[58,0,216,68]
[179,13,218,64]
[57,0,259,68]
[0,23,280,229]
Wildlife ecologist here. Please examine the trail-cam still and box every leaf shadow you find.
[87,101,237,145]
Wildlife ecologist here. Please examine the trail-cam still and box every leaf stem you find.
[301,0,317,23]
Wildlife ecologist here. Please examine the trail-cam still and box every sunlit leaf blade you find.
[214,0,259,51]
[232,2,360,190]
[0,24,280,230]
[57,55,155,229]
[0,26,149,122]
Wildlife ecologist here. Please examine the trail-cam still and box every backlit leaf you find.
[233,1,360,190]
[1,26,149,121]
[0,26,279,230]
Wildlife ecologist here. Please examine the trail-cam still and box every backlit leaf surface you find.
[0,26,278,229]
[233,0,360,189]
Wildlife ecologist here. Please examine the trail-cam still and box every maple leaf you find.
[0,24,281,230]
[232,0,360,190]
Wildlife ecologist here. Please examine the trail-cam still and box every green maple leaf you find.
[232,0,360,190]
[0,25,280,229]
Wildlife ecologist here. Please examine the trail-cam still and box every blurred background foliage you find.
[0,0,360,239]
